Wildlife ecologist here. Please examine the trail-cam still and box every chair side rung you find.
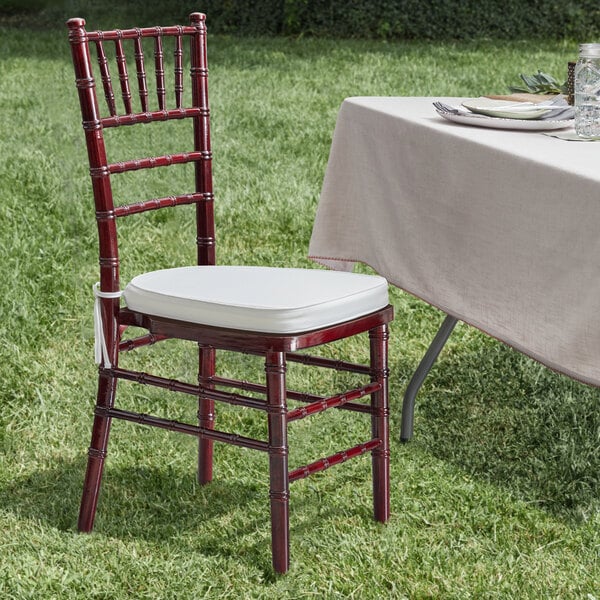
[108,151,207,174]
[109,367,267,411]
[118,333,169,352]
[286,381,380,422]
[114,192,212,217]
[289,439,381,482]
[212,376,373,415]
[96,406,269,452]
[286,352,371,375]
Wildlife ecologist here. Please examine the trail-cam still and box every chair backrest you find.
[67,13,215,297]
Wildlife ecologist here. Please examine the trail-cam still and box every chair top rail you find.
[85,24,200,42]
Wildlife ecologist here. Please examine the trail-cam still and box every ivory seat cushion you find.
[123,265,389,334]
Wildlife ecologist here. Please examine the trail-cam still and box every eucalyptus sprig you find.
[509,70,568,94]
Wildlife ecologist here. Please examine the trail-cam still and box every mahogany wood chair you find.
[67,13,393,573]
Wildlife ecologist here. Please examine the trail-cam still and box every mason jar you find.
[574,43,600,138]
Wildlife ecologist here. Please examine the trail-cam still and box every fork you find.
[432,101,480,116]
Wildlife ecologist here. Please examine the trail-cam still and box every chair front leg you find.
[78,369,117,531]
[198,344,216,484]
[265,350,290,574]
[369,324,390,523]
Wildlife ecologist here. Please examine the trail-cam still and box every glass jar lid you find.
[579,43,600,57]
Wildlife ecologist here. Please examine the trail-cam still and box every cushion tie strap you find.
[93,282,123,368]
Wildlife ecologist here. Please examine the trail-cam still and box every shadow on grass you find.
[0,456,273,573]
[402,337,600,523]
[0,455,367,578]
[0,457,247,532]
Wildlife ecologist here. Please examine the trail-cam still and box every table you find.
[309,97,600,440]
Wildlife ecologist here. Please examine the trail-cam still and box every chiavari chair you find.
[67,13,393,573]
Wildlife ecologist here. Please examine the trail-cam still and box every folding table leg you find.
[400,314,458,443]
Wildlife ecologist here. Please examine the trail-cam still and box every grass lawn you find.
[0,15,598,599]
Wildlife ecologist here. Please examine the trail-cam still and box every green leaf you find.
[509,70,568,95]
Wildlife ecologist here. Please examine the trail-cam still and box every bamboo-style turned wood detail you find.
[289,439,381,482]
[174,33,184,108]
[211,375,373,414]
[114,38,132,113]
[87,25,195,116]
[68,13,392,575]
[110,367,270,411]
[285,351,371,375]
[110,365,378,418]
[118,332,168,352]
[101,107,206,128]
[155,34,166,110]
[108,151,207,174]
[96,406,270,452]
[94,41,116,115]
[286,381,381,422]
[133,35,148,112]
[111,193,212,218]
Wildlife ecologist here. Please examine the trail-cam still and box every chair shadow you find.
[0,457,273,570]
[396,340,600,524]
[0,455,362,578]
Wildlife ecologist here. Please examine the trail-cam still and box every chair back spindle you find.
[133,35,149,113]
[94,40,117,116]
[174,33,184,108]
[114,37,133,114]
[154,34,166,111]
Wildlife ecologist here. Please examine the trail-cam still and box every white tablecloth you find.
[309,97,600,386]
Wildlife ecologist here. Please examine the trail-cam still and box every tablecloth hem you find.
[393,280,600,390]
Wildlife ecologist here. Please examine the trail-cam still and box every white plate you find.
[461,97,551,120]
[435,110,574,131]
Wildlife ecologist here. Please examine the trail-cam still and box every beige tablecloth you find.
[309,97,600,386]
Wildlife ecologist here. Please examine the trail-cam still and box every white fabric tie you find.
[93,282,123,368]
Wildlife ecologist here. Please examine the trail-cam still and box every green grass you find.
[0,21,598,599]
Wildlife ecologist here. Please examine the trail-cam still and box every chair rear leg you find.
[370,324,390,523]
[265,350,290,574]
[198,345,216,484]
[78,371,117,532]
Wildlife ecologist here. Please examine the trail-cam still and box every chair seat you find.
[123,265,389,334]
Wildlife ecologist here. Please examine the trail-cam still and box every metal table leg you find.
[400,314,458,443]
